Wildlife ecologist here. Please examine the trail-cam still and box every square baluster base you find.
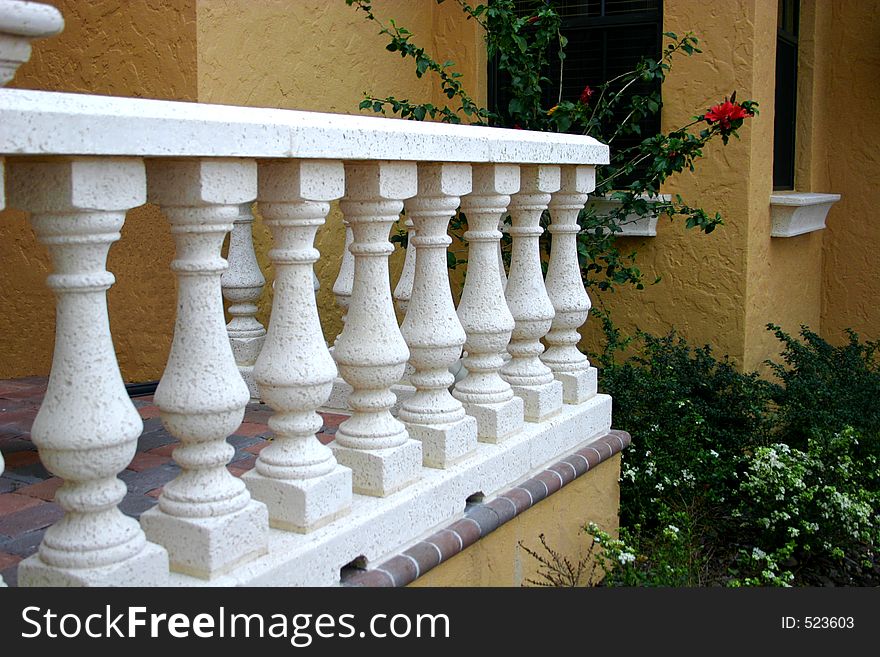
[243,463,352,533]
[329,438,422,497]
[17,541,169,587]
[140,499,269,580]
[406,414,478,469]
[462,396,525,444]
[511,380,564,422]
[554,366,598,404]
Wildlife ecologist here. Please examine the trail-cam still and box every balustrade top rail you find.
[0,88,609,164]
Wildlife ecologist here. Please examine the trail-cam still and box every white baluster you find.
[543,165,598,403]
[221,203,266,400]
[243,160,352,532]
[10,158,168,586]
[326,216,355,410]
[332,217,355,325]
[0,0,64,85]
[140,158,268,579]
[497,218,509,290]
[502,165,563,421]
[330,161,422,497]
[452,164,524,442]
[400,163,477,468]
[393,216,416,314]
[392,216,417,394]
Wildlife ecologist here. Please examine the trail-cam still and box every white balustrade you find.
[330,161,423,496]
[332,217,355,327]
[221,203,266,399]
[9,158,168,586]
[139,158,269,579]
[399,163,477,468]
[501,165,564,422]
[452,164,525,442]
[0,1,613,585]
[497,218,509,290]
[543,165,598,403]
[0,0,63,84]
[393,216,416,314]
[243,160,352,532]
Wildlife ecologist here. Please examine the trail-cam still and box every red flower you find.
[704,99,751,129]
[512,123,523,130]
[579,85,594,105]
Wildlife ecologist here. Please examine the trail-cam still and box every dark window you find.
[773,0,799,190]
[488,1,663,180]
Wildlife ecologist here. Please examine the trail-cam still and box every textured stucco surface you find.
[409,454,620,587]
[3,0,876,381]
[819,0,880,344]
[0,0,196,380]
[582,0,872,371]
[583,0,759,365]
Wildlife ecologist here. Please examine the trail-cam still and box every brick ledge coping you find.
[343,429,631,587]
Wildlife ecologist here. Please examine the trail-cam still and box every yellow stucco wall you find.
[583,0,761,366]
[195,0,485,344]
[819,0,880,344]
[583,0,858,373]
[410,455,620,587]
[2,1,876,381]
[0,0,484,379]
[0,0,196,381]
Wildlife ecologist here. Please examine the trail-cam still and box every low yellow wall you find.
[410,455,620,587]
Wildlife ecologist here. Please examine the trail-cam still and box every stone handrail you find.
[0,0,613,587]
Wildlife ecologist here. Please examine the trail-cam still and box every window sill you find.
[587,193,671,237]
[770,191,841,238]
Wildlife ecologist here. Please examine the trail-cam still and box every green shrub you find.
[730,428,880,586]
[596,316,773,531]
[766,324,880,452]
[571,320,880,587]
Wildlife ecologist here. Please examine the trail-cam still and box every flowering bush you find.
[589,322,880,587]
[520,322,878,587]
[730,430,880,586]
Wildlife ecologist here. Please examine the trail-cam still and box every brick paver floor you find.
[0,377,348,586]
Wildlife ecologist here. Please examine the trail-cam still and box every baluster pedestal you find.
[330,161,422,496]
[502,165,563,421]
[452,164,524,442]
[140,159,268,579]
[542,165,597,403]
[10,158,169,586]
